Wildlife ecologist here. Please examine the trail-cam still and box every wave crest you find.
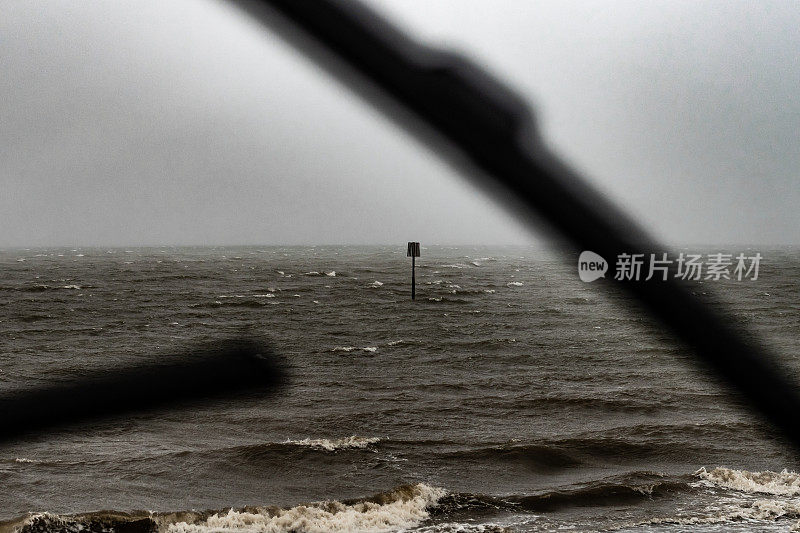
[169,483,445,533]
[695,466,800,496]
[284,436,381,452]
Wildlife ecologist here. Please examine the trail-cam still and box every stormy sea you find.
[1,245,798,532]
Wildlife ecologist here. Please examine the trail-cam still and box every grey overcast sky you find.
[1,1,798,247]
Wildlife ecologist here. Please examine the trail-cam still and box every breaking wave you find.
[9,469,800,533]
[695,466,800,496]
[3,484,445,533]
[169,484,445,533]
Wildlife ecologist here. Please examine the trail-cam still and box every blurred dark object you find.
[237,0,800,449]
[0,338,286,443]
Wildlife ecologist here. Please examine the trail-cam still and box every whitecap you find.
[370,281,383,288]
[285,435,380,451]
[326,271,336,277]
[695,466,800,497]
[362,347,377,353]
[506,281,523,287]
[168,483,445,533]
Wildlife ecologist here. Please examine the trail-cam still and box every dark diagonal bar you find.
[235,0,800,447]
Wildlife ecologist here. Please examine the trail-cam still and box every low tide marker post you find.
[407,242,420,300]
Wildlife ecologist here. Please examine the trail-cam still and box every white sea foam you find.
[483,289,496,294]
[304,271,320,276]
[168,483,444,533]
[285,436,380,451]
[332,346,356,352]
[14,457,38,463]
[387,340,403,346]
[252,294,276,298]
[326,271,336,277]
[415,524,509,533]
[695,467,800,496]
[62,284,81,290]
[362,347,377,353]
[428,297,442,302]
[641,498,800,528]
[370,281,383,288]
[506,282,523,287]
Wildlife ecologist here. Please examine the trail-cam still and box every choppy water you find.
[0,245,798,532]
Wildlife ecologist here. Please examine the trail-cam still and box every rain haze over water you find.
[1,1,799,247]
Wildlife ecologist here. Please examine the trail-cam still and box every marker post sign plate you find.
[407,242,420,300]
